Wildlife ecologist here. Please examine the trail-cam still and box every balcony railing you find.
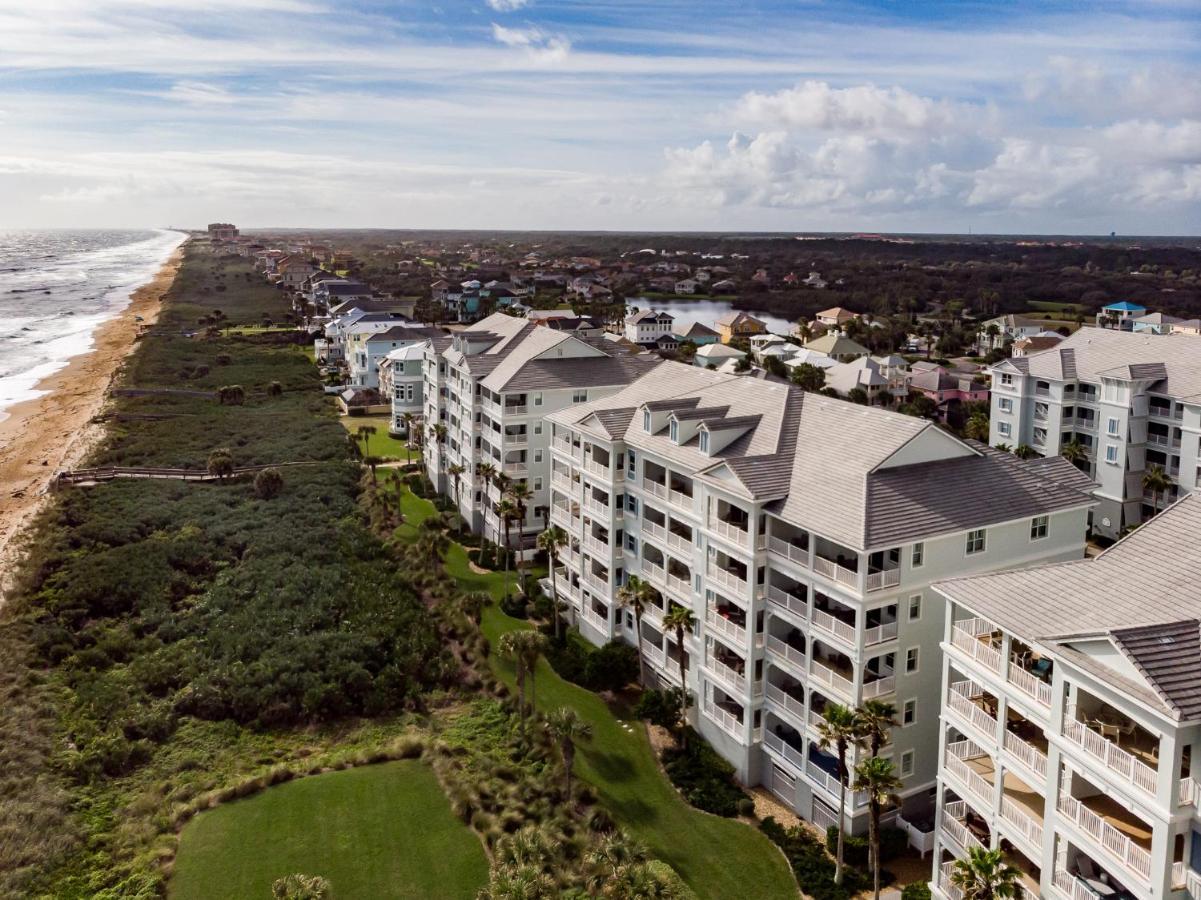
[766,635,807,673]
[707,657,747,694]
[703,700,743,741]
[707,564,748,594]
[580,605,609,633]
[1054,869,1105,900]
[767,535,809,567]
[862,676,895,700]
[642,478,667,499]
[584,498,611,519]
[865,568,901,592]
[1000,795,1043,851]
[941,801,985,853]
[765,584,808,620]
[1056,793,1152,880]
[583,534,610,556]
[550,505,575,529]
[709,517,749,547]
[1180,777,1201,808]
[805,759,870,808]
[938,861,965,900]
[666,530,692,555]
[810,657,854,701]
[641,560,666,585]
[764,730,806,772]
[503,404,528,416]
[503,461,526,475]
[948,681,999,742]
[1062,721,1157,796]
[581,571,609,595]
[765,682,806,723]
[1007,662,1053,707]
[706,608,747,645]
[668,489,694,512]
[945,740,994,807]
[583,458,611,479]
[813,556,859,589]
[551,472,573,491]
[950,618,1003,673]
[1003,730,1048,780]
[641,518,667,543]
[864,621,898,645]
[811,608,857,646]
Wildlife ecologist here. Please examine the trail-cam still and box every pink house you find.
[907,364,989,423]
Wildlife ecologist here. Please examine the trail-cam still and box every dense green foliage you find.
[543,635,640,693]
[170,760,488,900]
[759,816,868,900]
[823,824,908,867]
[902,880,933,900]
[661,732,752,818]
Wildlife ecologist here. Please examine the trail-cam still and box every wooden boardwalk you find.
[54,463,290,487]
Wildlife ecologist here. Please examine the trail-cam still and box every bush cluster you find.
[824,824,908,867]
[543,638,638,694]
[759,816,868,900]
[661,732,751,817]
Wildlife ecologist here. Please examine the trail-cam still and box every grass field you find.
[170,761,488,900]
[1026,300,1085,313]
[342,415,414,459]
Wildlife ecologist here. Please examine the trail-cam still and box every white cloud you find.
[491,23,571,63]
[486,0,530,11]
[732,80,967,135]
[167,81,238,105]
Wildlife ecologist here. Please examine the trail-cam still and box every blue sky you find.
[0,0,1198,233]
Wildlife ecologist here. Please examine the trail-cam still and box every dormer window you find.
[643,409,651,432]
[699,430,709,453]
[669,419,679,442]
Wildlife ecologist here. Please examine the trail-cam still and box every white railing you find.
[767,535,809,567]
[865,568,901,592]
[945,741,994,806]
[580,605,609,634]
[503,462,526,474]
[767,635,807,672]
[642,478,667,499]
[668,489,694,512]
[897,814,936,855]
[811,800,839,831]
[864,621,899,645]
[813,556,860,589]
[948,681,999,741]
[1007,662,1053,707]
[583,534,609,556]
[807,708,827,733]
[862,675,895,700]
[641,639,666,668]
[552,436,575,456]
[551,472,572,491]
[765,682,807,722]
[1185,865,1201,898]
[641,518,667,542]
[1053,869,1098,900]
[1000,795,1043,850]
[707,564,748,593]
[1062,721,1158,796]
[766,584,808,619]
[504,433,528,447]
[1180,777,1201,808]
[666,530,693,555]
[810,658,855,700]
[584,498,611,519]
[1055,794,1152,880]
[666,572,691,597]
[806,759,870,808]
[1171,860,1186,890]
[581,571,609,595]
[706,608,747,645]
[707,657,747,694]
[641,560,666,585]
[812,608,857,645]
[709,517,749,547]
[704,700,743,740]
[764,729,807,771]
[583,458,610,479]
[503,404,528,416]
[1003,730,1048,780]
[550,505,574,529]
[941,807,984,853]
[939,861,965,900]
[950,619,1003,673]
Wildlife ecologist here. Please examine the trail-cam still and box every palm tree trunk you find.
[834,746,846,885]
[871,802,881,900]
[564,744,574,801]
[634,609,645,684]
[549,558,560,640]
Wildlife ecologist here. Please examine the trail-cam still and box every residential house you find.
[908,366,990,423]
[976,314,1048,354]
[929,494,1201,900]
[674,321,720,346]
[715,312,767,344]
[544,366,1094,836]
[711,279,738,294]
[1012,334,1064,357]
[1131,313,1184,335]
[625,309,676,346]
[675,279,700,295]
[347,324,443,390]
[815,307,859,329]
[1097,301,1148,330]
[824,357,890,401]
[989,327,1201,538]
[693,343,746,369]
[803,332,870,363]
[380,339,445,435]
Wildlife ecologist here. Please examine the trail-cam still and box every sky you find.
[0,0,1199,234]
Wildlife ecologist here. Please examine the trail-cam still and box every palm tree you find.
[994,442,1013,453]
[458,590,489,626]
[497,497,520,598]
[790,362,826,393]
[356,423,377,456]
[854,756,903,900]
[537,527,568,639]
[964,413,990,441]
[400,412,415,462]
[584,833,646,894]
[817,703,861,885]
[432,423,447,446]
[1060,438,1087,471]
[950,847,1022,900]
[661,604,695,745]
[616,576,654,682]
[497,631,531,727]
[362,454,383,484]
[506,481,534,593]
[545,707,593,802]
[855,700,898,758]
[1142,463,1173,515]
[448,463,466,530]
[1013,444,1037,460]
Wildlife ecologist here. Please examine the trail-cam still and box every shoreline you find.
[0,244,186,598]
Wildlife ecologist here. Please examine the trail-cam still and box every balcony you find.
[583,457,611,479]
[766,634,807,675]
[1055,793,1152,881]
[503,404,529,416]
[862,673,895,700]
[1003,724,1048,781]
[706,607,747,645]
[642,477,668,499]
[767,534,810,567]
[581,569,610,595]
[503,461,527,475]
[811,602,856,647]
[999,791,1043,855]
[765,582,808,621]
[950,617,1004,673]
[765,681,807,725]
[641,516,667,544]
[944,739,995,807]
[1062,719,1158,797]
[665,566,691,598]
[813,555,859,589]
[948,680,1000,743]
[940,800,987,854]
[865,566,901,592]
[504,432,528,448]
[666,525,693,555]
[551,471,573,492]
[668,487,694,514]
[703,698,744,741]
[550,503,576,529]
[806,749,869,808]
[580,604,609,634]
[810,654,854,701]
[641,559,666,587]
[764,727,807,773]
[583,533,610,556]
[1007,646,1053,707]
[709,516,749,549]
[584,496,612,519]
[706,655,747,694]
[707,563,748,594]
[864,619,898,646]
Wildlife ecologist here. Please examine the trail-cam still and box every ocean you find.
[0,228,186,421]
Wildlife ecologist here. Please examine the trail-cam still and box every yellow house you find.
[715,311,767,344]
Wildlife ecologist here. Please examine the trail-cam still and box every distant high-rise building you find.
[207,223,239,241]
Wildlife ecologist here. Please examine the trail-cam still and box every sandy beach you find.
[0,245,185,595]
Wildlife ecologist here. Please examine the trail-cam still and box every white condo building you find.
[543,362,1095,834]
[423,313,658,546]
[990,328,1201,539]
[930,495,1201,900]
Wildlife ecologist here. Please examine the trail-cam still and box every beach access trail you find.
[0,247,184,599]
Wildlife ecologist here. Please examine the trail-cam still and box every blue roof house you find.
[1097,300,1148,330]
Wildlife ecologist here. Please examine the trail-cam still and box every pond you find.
[627,297,797,335]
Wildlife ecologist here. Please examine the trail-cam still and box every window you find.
[900,750,915,777]
[907,594,922,621]
[670,419,679,442]
[533,477,543,491]
[998,398,1013,412]
[699,431,709,453]
[905,647,919,673]
[1000,373,1013,386]
[1107,418,1120,436]
[911,543,924,568]
[626,494,639,515]
[533,450,543,463]
[573,390,588,403]
[626,533,637,552]
[643,410,651,432]
[998,422,1012,438]
[1030,515,1049,540]
[533,393,543,407]
[1105,445,1119,464]
[902,699,917,726]
[965,528,986,555]
[533,422,542,435]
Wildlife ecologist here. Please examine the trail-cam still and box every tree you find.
[617,576,655,683]
[218,384,245,405]
[661,604,695,746]
[448,463,466,529]
[363,455,383,484]
[271,873,330,899]
[499,630,546,730]
[790,362,826,393]
[847,387,869,406]
[855,700,898,758]
[817,703,862,885]
[1013,444,1037,460]
[733,355,752,373]
[267,380,283,398]
[964,412,990,441]
[900,394,939,420]
[795,320,813,344]
[458,590,489,625]
[432,423,448,446]
[498,497,521,599]
[207,448,234,480]
[479,865,557,900]
[506,481,534,593]
[1060,439,1087,471]
[1142,463,1172,515]
[400,412,415,462]
[355,424,377,457]
[537,526,568,639]
[253,467,283,499]
[545,707,593,802]
[854,756,903,900]
[950,847,1021,900]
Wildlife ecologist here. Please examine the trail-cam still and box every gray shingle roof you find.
[1112,620,1201,721]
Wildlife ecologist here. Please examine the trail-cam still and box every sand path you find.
[0,246,185,600]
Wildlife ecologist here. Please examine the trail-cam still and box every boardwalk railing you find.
[54,463,298,486]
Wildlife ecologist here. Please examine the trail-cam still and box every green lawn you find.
[341,415,414,460]
[1026,300,1085,313]
[170,761,488,900]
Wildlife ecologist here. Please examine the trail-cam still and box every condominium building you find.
[929,495,1201,900]
[423,313,659,546]
[989,327,1201,539]
[544,362,1095,834]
